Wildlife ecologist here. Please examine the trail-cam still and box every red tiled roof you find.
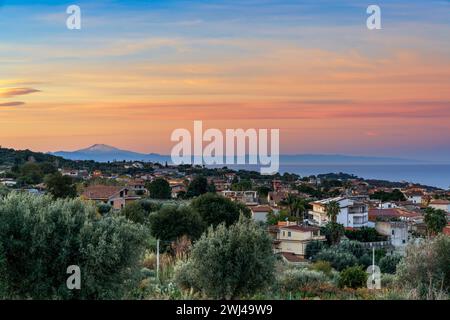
[430,199,450,205]
[369,208,421,220]
[443,225,450,236]
[82,185,125,200]
[251,205,272,212]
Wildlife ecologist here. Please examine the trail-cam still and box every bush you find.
[147,178,171,199]
[174,217,275,299]
[397,235,450,299]
[148,205,204,242]
[338,266,368,289]
[337,240,367,258]
[315,248,358,271]
[0,193,147,299]
[379,254,402,274]
[277,268,327,292]
[190,193,251,228]
[305,240,327,260]
[309,261,333,277]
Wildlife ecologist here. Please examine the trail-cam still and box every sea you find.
[210,164,450,189]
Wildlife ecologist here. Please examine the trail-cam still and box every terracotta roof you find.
[82,185,125,200]
[369,208,421,220]
[251,205,272,212]
[443,225,450,236]
[430,199,450,205]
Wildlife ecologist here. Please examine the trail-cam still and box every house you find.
[221,190,258,205]
[81,185,140,210]
[271,222,326,259]
[368,208,423,225]
[429,199,450,213]
[171,184,186,198]
[250,205,273,223]
[443,224,450,236]
[308,197,369,228]
[402,190,424,204]
[267,191,287,206]
[0,178,17,187]
[375,221,409,253]
[126,179,147,195]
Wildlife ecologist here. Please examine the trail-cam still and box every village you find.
[2,151,449,266]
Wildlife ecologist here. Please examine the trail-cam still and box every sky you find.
[0,0,449,161]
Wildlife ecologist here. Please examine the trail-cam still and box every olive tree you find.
[0,193,147,299]
[174,217,275,299]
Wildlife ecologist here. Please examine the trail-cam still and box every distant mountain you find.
[51,144,423,165]
[51,144,171,164]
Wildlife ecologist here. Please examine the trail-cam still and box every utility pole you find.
[372,246,375,285]
[156,239,160,282]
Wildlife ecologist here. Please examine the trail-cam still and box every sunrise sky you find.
[1,0,449,161]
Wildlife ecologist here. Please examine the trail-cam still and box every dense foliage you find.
[0,193,147,299]
[190,193,251,228]
[174,217,275,299]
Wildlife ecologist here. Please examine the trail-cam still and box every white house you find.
[429,199,450,213]
[402,191,424,204]
[250,205,273,223]
[308,197,369,228]
[375,221,409,254]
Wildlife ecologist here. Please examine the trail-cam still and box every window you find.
[288,232,291,237]
[392,230,395,235]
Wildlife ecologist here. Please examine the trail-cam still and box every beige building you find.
[272,223,326,257]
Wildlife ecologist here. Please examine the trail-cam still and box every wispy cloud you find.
[0,101,25,107]
[0,87,40,98]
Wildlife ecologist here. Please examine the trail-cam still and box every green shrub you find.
[379,254,402,274]
[310,261,333,276]
[315,248,358,271]
[0,193,147,299]
[305,240,327,259]
[397,235,450,299]
[338,266,368,289]
[277,267,328,292]
[174,217,275,299]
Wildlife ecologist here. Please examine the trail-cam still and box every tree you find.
[338,266,367,289]
[325,200,340,223]
[121,201,148,224]
[17,162,44,185]
[379,254,402,274]
[147,178,171,199]
[0,193,147,299]
[186,176,208,198]
[424,207,447,237]
[305,240,327,259]
[397,235,450,299]
[266,209,295,225]
[314,248,358,271]
[0,185,9,198]
[44,172,77,199]
[231,179,252,191]
[97,203,112,215]
[190,193,251,228]
[148,205,204,241]
[174,217,275,299]
[321,222,345,245]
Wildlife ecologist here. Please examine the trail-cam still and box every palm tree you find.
[325,200,340,223]
[285,194,308,222]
